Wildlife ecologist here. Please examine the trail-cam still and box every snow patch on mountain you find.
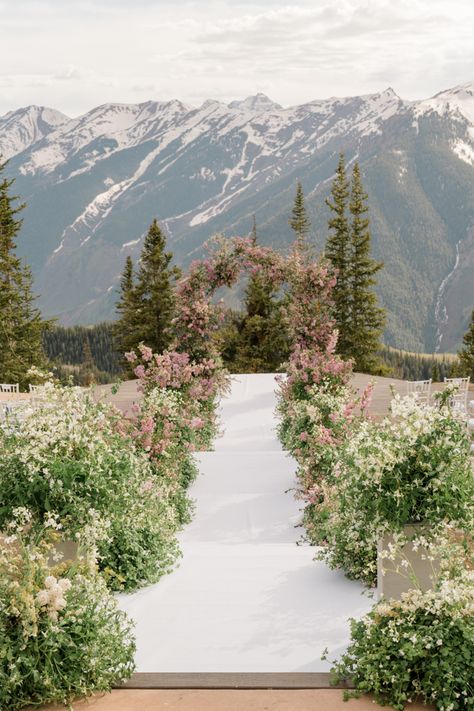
[452,138,474,166]
[414,82,474,125]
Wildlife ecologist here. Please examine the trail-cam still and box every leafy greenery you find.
[325,153,352,356]
[289,180,311,246]
[215,228,289,373]
[326,155,385,371]
[0,383,180,591]
[0,161,46,387]
[347,162,385,371]
[318,396,474,585]
[379,344,458,381]
[42,322,119,373]
[114,219,181,369]
[0,517,135,711]
[329,558,474,711]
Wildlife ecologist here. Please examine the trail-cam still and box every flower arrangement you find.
[328,536,474,710]
[277,380,373,546]
[0,512,135,710]
[127,343,229,450]
[0,381,179,591]
[319,395,474,585]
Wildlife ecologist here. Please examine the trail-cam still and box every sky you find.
[0,0,473,116]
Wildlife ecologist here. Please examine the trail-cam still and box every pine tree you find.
[325,154,352,357]
[458,309,474,379]
[0,161,45,388]
[289,180,311,247]
[233,228,288,373]
[347,162,385,372]
[114,220,180,360]
[250,214,257,243]
[114,255,139,365]
[79,334,96,386]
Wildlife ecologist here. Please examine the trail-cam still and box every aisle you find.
[118,374,372,672]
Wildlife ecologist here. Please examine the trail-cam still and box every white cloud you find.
[0,0,473,115]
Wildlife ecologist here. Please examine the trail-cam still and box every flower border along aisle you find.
[0,512,135,711]
[276,298,474,708]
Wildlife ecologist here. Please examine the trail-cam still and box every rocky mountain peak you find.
[228,93,282,112]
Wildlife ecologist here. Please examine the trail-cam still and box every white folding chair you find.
[406,379,432,404]
[0,383,19,393]
[444,377,470,413]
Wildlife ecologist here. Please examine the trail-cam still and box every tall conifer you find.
[289,180,311,246]
[114,255,139,363]
[325,153,351,357]
[250,214,257,243]
[347,162,384,371]
[0,161,45,387]
[133,219,180,353]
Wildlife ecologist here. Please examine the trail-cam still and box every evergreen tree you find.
[0,160,45,388]
[250,214,257,243]
[114,255,139,363]
[325,154,352,356]
[78,334,96,386]
[114,220,180,363]
[458,309,474,379]
[347,162,385,372]
[233,228,288,373]
[289,180,311,246]
[134,219,180,352]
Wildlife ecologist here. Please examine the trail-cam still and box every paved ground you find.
[96,372,410,419]
[32,688,432,710]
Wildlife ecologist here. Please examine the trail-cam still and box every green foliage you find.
[0,161,46,388]
[325,153,352,356]
[326,155,385,371]
[0,522,135,711]
[214,227,289,373]
[458,309,474,379]
[330,561,474,711]
[320,397,474,585]
[234,271,289,373]
[289,180,311,246]
[42,322,120,384]
[114,219,180,368]
[113,255,140,371]
[379,345,457,381]
[347,163,385,372]
[0,383,180,592]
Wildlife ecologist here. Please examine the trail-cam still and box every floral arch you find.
[171,235,351,391]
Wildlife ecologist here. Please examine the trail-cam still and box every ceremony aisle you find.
[118,373,373,673]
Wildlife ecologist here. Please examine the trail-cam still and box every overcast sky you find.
[1,0,473,116]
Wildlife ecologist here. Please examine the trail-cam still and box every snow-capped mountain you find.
[2,82,474,351]
[0,106,69,161]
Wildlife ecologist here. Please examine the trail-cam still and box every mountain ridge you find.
[1,82,473,352]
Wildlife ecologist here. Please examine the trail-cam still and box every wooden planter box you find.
[377,524,440,601]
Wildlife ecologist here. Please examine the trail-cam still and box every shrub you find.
[319,396,474,585]
[0,382,179,591]
[329,552,474,710]
[0,514,135,710]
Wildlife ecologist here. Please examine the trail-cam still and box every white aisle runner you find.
[118,374,372,672]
